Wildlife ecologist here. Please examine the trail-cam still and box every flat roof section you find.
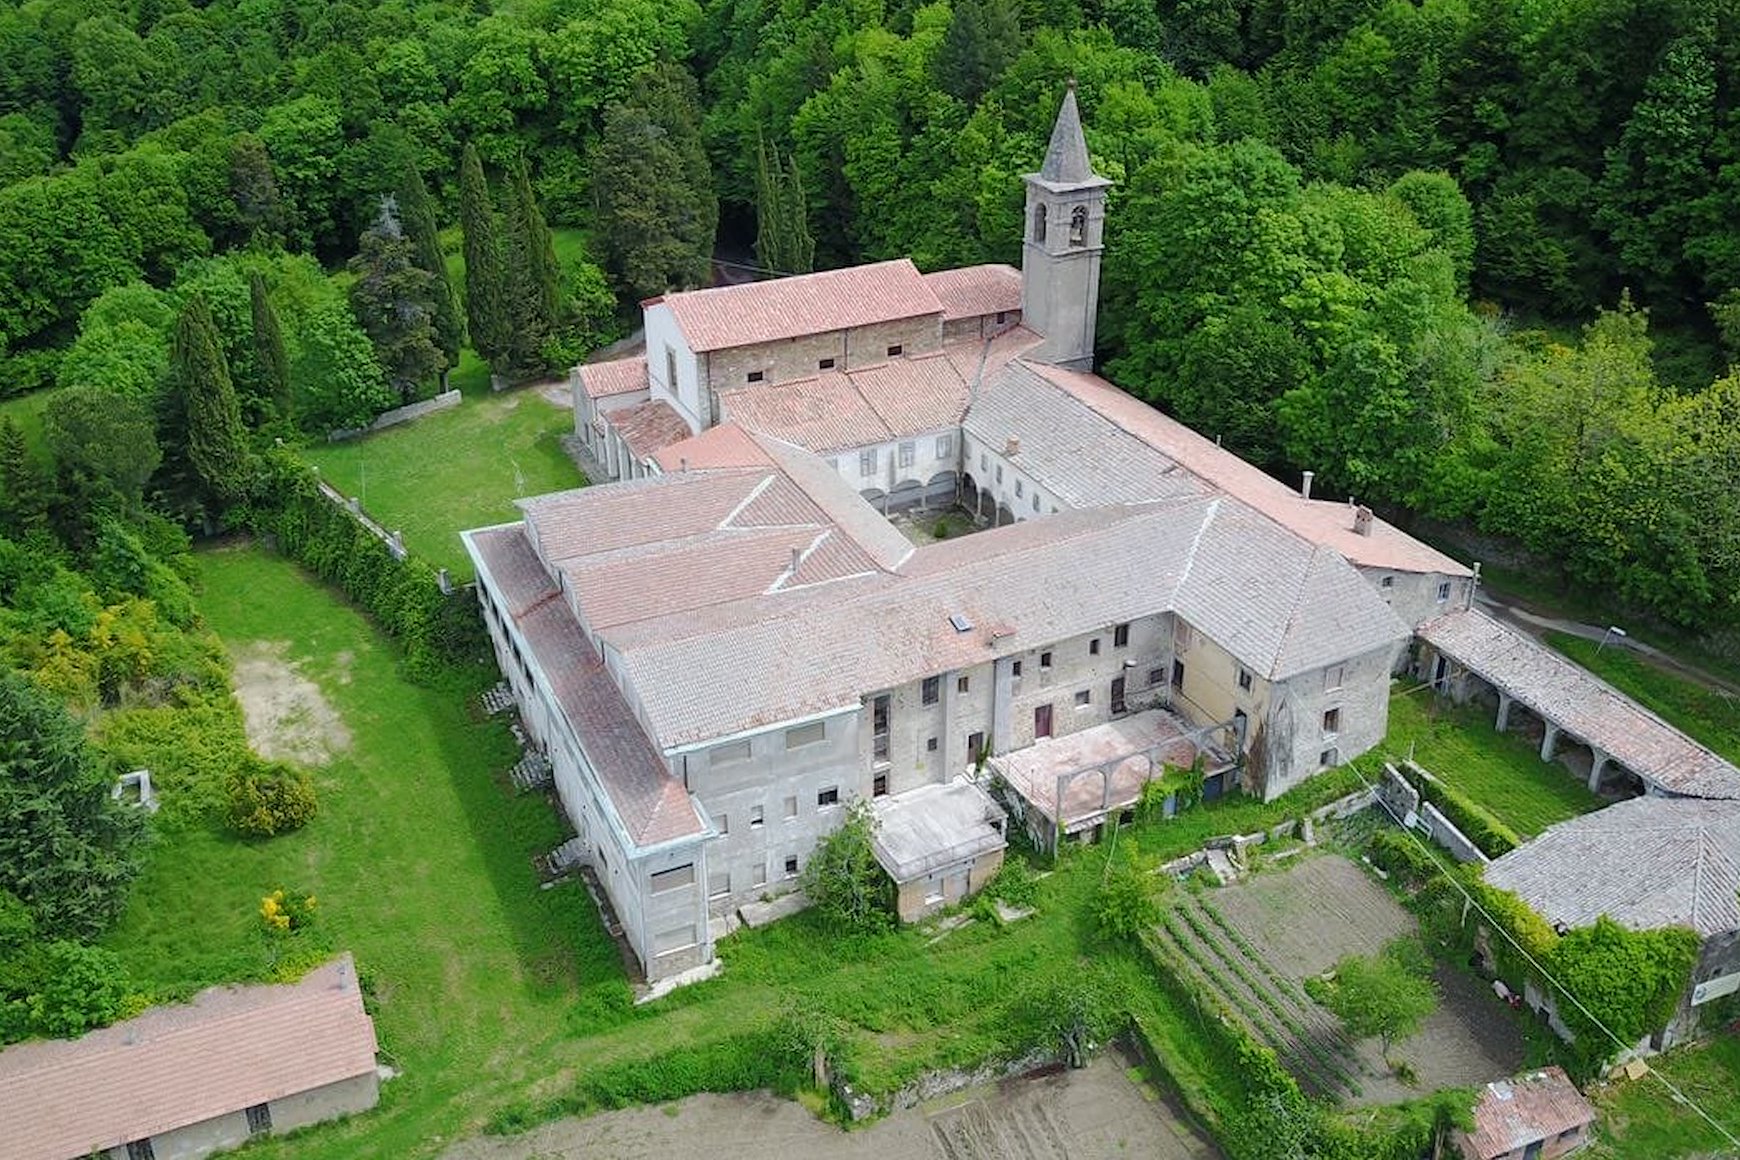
[871,780,1007,883]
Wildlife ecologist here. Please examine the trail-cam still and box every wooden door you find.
[1035,703,1053,738]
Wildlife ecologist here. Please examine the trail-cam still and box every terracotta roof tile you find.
[721,353,971,452]
[1457,1068,1596,1160]
[612,398,693,460]
[660,260,942,352]
[923,265,1022,321]
[577,355,649,399]
[651,423,773,473]
[0,955,377,1160]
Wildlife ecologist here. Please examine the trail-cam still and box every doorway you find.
[1035,704,1053,738]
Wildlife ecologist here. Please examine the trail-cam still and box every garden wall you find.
[328,389,462,441]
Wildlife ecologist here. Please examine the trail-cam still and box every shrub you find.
[1368,829,1439,887]
[226,759,317,837]
[799,800,893,935]
[983,857,1040,910]
[259,888,317,935]
[1094,858,1163,941]
[1408,765,1520,857]
[26,942,133,1038]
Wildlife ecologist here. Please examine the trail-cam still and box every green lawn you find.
[1380,688,1604,838]
[301,387,581,578]
[108,544,1376,1156]
[1590,1033,1740,1158]
[1545,632,1740,766]
[0,383,64,451]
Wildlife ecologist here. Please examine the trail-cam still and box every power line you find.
[1346,760,1740,1154]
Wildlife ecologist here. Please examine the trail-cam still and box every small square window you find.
[887,343,903,357]
[784,856,800,877]
[957,675,970,693]
[1012,660,1023,678]
[819,357,836,370]
[749,805,764,828]
[1437,581,1452,601]
[995,311,1008,324]
[1323,707,1341,733]
[1089,638,1101,656]
[874,772,889,796]
[818,787,840,808]
[784,795,798,818]
[1113,623,1130,648]
[1381,575,1394,588]
[1238,669,1252,692]
[1320,748,1339,768]
[926,736,939,752]
[709,871,731,897]
[747,369,764,383]
[1040,651,1053,669]
[1147,667,1164,687]
[1074,689,1091,706]
[922,676,940,705]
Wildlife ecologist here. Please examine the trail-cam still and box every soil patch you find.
[230,640,351,765]
[440,1050,1216,1160]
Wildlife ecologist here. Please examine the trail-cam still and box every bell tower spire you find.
[1021,81,1111,371]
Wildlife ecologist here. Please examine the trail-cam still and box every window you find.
[957,675,970,694]
[784,856,800,878]
[979,452,989,472]
[1069,204,1088,246]
[747,369,764,383]
[1012,660,1023,678]
[826,457,839,472]
[1033,203,1047,242]
[717,813,728,835]
[709,871,731,897]
[246,1104,273,1135]
[1040,650,1053,669]
[859,448,878,476]
[1238,669,1253,692]
[922,676,940,705]
[1381,575,1394,589]
[1074,689,1091,706]
[650,863,696,894]
[665,346,678,391]
[995,311,1008,324]
[784,795,798,818]
[817,787,840,808]
[1032,492,1041,512]
[1147,667,1164,686]
[749,805,764,828]
[874,772,889,795]
[1171,659,1185,687]
[995,464,1004,484]
[887,343,903,357]
[710,740,751,767]
[899,441,915,468]
[1320,748,1339,768]
[654,924,698,955]
[967,730,986,761]
[936,433,954,458]
[786,721,827,749]
[1015,478,1024,498]
[1437,581,1452,601]
[128,1141,157,1160]
[752,863,768,887]
[819,357,836,370]
[1323,664,1345,692]
[1113,623,1130,648]
[926,736,939,753]
[1089,638,1101,656]
[1322,708,1341,734]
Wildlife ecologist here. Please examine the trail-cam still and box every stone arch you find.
[1069,204,1088,246]
[886,479,925,512]
[996,503,1016,527]
[924,470,957,507]
[960,472,980,514]
[1033,202,1047,243]
[860,487,887,511]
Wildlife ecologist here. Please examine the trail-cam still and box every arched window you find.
[1033,203,1047,243]
[1069,205,1088,246]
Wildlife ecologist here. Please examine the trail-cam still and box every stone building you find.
[1455,1068,1596,1160]
[0,955,379,1160]
[471,86,1475,981]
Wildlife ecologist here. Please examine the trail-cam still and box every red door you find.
[1035,703,1053,738]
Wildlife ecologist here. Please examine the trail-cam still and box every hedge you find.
[239,450,484,682]
[1404,762,1521,858]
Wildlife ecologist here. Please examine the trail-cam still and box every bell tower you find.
[1021,81,1111,371]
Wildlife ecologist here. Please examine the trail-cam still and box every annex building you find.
[464,87,1477,981]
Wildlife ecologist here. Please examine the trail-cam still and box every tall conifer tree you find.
[349,197,444,403]
[0,416,49,535]
[755,136,815,275]
[172,293,252,507]
[247,271,292,421]
[500,157,560,379]
[459,142,509,370]
[397,162,465,388]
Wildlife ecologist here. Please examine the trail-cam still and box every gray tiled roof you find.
[1484,796,1740,938]
[1419,608,1740,799]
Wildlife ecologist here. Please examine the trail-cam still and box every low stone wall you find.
[329,389,462,441]
[1418,801,1489,865]
[834,1048,1056,1122]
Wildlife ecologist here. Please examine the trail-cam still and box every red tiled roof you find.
[578,355,649,400]
[0,956,377,1160]
[613,398,693,460]
[467,525,706,848]
[923,264,1022,321]
[651,423,773,473]
[659,260,942,352]
[720,352,971,452]
[1458,1068,1595,1160]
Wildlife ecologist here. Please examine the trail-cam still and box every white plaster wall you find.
[961,433,1064,520]
[644,303,704,433]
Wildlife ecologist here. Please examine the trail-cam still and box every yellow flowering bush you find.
[258,888,317,935]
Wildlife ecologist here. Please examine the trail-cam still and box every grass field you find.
[302,388,580,577]
[1380,688,1604,838]
[1589,1033,1740,1158]
[1545,632,1740,765]
[106,545,1383,1157]
[0,383,63,450]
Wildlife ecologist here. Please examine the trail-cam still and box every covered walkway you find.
[1417,608,1740,800]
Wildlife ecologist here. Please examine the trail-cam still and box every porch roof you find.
[871,779,1007,883]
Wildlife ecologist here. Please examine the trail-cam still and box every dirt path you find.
[229,640,350,765]
[440,1051,1218,1160]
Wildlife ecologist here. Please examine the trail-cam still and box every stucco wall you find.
[1361,567,1470,631]
[644,304,705,432]
[960,433,1065,523]
[829,428,960,506]
[702,315,945,399]
[942,309,1021,344]
[893,847,1005,922]
[101,1073,379,1160]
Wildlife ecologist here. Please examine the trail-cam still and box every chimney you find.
[1005,435,1021,457]
[1353,505,1374,537]
[1300,470,1314,500]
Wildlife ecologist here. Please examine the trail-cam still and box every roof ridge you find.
[719,473,778,529]
[1264,537,1322,680]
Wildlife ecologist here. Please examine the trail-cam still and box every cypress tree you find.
[397,161,465,389]
[173,293,252,507]
[458,142,509,370]
[349,197,444,403]
[500,157,560,379]
[755,136,815,275]
[247,271,292,421]
[0,416,49,536]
